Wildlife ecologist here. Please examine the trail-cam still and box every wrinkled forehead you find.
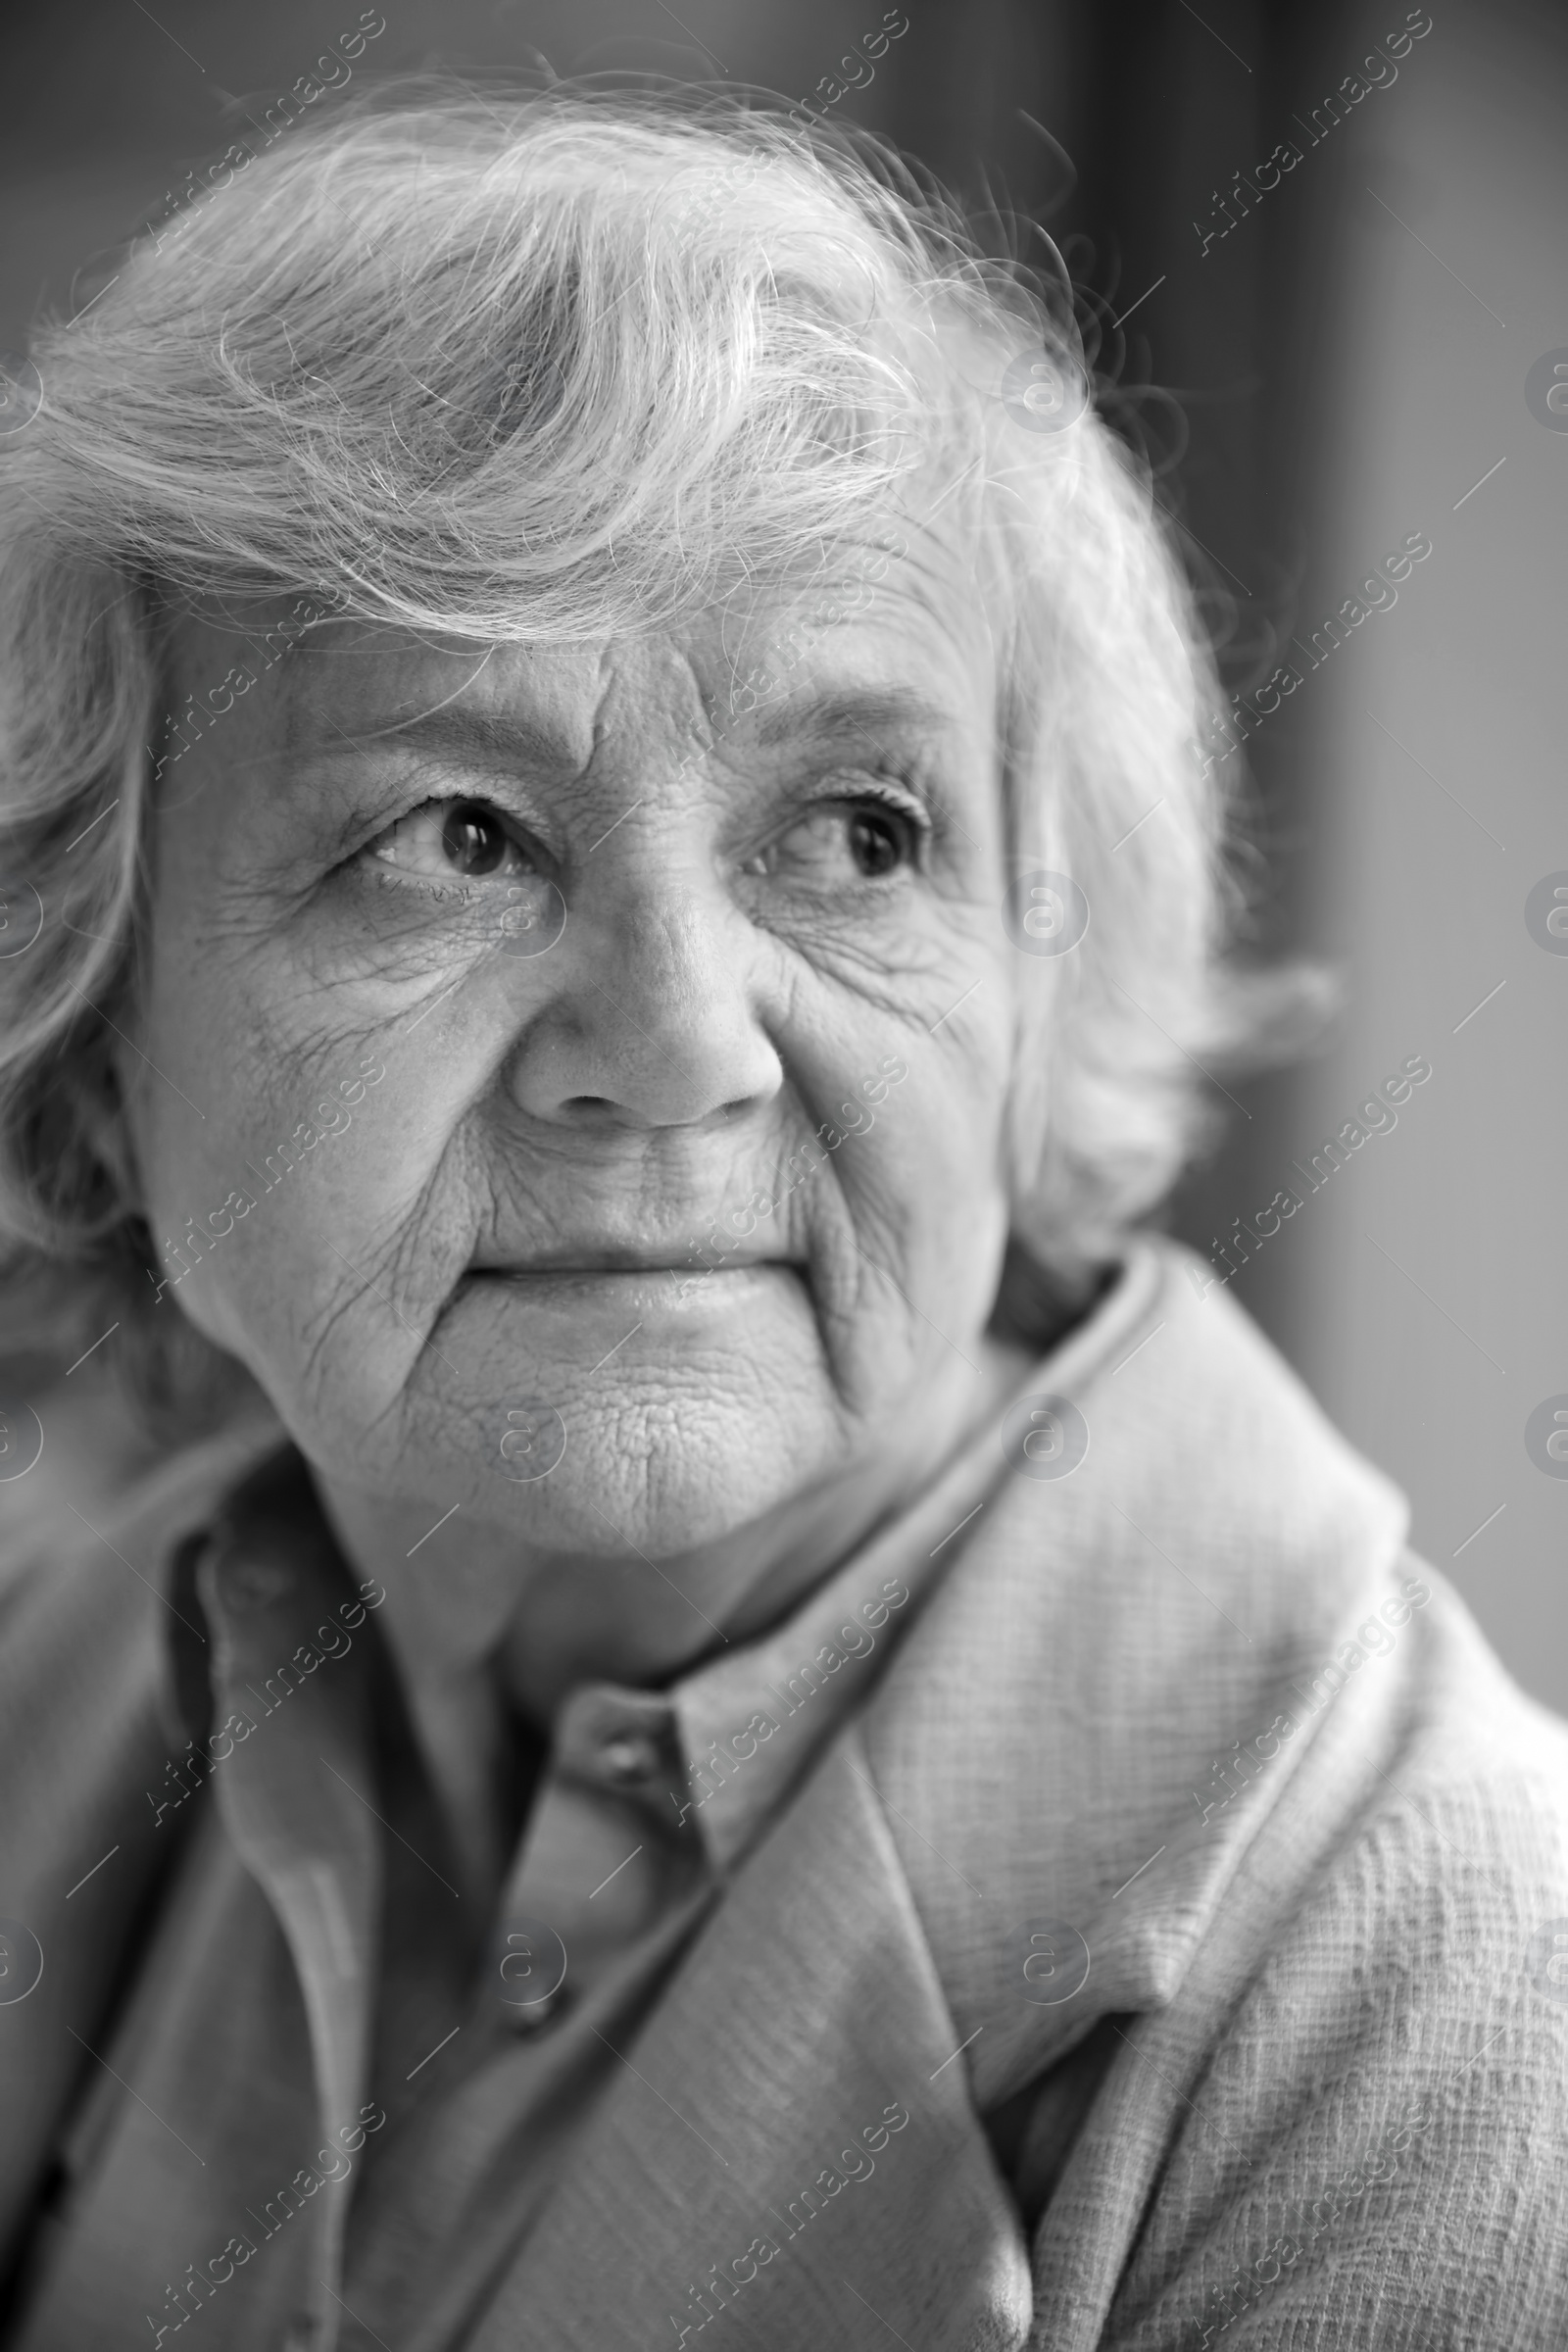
[167,491,1006,774]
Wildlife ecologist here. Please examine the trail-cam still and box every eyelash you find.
[833,777,931,844]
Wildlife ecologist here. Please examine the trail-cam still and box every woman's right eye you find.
[363,799,537,883]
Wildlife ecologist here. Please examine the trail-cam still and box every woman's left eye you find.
[364,799,535,883]
[749,796,925,884]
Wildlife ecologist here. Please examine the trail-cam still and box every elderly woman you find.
[0,84,1562,2352]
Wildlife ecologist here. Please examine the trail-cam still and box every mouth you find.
[470,1260,803,1295]
[456,1257,811,1333]
[469,1244,803,1276]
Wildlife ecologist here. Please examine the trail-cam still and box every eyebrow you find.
[295,685,961,783]
[750,689,960,753]
[300,704,591,776]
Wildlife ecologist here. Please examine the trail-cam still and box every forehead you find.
[224,515,1003,768]
[315,630,975,753]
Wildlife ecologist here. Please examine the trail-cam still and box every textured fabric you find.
[0,1250,1161,2351]
[0,1383,1003,2350]
[1,1236,1565,2350]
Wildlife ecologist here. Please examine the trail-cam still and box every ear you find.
[64,1017,145,1219]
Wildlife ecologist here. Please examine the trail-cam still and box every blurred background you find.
[0,0,1563,1701]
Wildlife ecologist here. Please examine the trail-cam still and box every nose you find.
[502,876,781,1133]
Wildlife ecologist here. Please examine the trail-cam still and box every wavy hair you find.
[0,80,1297,1413]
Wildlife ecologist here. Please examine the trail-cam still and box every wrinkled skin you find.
[120,546,1033,1804]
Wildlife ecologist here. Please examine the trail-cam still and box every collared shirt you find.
[11,1241,1564,2350]
[6,1289,1098,2352]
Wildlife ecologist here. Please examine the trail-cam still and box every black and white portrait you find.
[0,4,1563,2345]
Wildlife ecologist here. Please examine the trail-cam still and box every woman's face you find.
[122,549,1024,1561]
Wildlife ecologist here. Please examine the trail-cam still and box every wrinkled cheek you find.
[804,1151,969,1414]
[226,1245,423,1466]
[152,1207,330,1396]
[146,1150,421,1436]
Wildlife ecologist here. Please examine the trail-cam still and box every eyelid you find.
[745,773,928,886]
[365,793,532,854]
[329,761,550,861]
[871,777,931,825]
[821,773,934,864]
[815,771,933,831]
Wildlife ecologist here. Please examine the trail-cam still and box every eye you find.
[364,799,536,883]
[845,804,908,878]
[747,790,926,887]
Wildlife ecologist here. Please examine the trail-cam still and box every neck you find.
[312,1327,1041,1733]
[309,1324,1048,1908]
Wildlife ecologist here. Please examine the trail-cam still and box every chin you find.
[371,1281,850,1554]
[303,1353,840,1564]
[472,1395,836,1560]
[478,1467,772,1562]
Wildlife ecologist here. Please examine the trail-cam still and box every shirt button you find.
[220,1554,295,1613]
[599,1732,663,1786]
[506,1985,567,2033]
[491,1918,568,2027]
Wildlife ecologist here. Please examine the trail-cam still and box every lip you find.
[457,1259,808,1327]
[469,1248,801,1275]
[468,1261,798,1293]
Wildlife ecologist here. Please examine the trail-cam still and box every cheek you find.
[836,900,1014,1221]
[829,1025,1014,1316]
[127,995,475,1402]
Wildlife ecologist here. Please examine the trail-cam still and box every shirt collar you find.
[668,1239,1164,1869]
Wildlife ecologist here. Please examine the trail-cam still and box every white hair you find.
[0,81,1298,1409]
